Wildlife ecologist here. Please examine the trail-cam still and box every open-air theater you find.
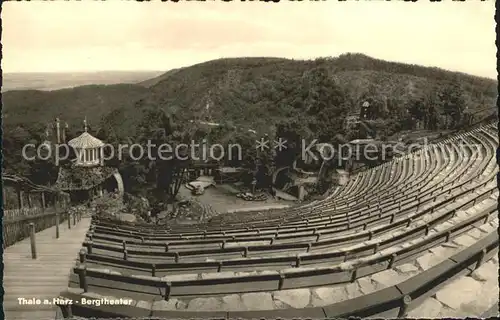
[2,122,498,319]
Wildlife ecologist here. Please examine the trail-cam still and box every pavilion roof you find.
[68,132,105,149]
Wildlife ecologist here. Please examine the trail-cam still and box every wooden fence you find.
[2,174,70,249]
[2,207,71,248]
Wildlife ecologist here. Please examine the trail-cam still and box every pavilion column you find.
[27,193,33,208]
[62,194,68,208]
[2,186,6,209]
[41,192,46,211]
[17,187,24,210]
[298,185,305,201]
[100,147,104,166]
[54,193,60,210]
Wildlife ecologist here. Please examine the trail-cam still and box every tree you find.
[359,84,386,120]
[143,107,194,205]
[438,81,466,129]
[2,124,60,185]
[421,90,441,130]
[109,104,197,205]
[2,125,32,176]
[301,67,350,142]
[407,97,426,129]
[275,119,312,168]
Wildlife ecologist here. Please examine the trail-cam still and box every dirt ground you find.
[178,183,294,215]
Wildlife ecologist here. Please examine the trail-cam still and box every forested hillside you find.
[102,53,497,141]
[3,53,497,192]
[3,84,149,127]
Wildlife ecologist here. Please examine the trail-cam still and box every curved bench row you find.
[95,124,494,235]
[59,224,498,318]
[71,149,497,291]
[87,128,495,248]
[81,181,497,270]
[89,127,484,236]
[80,127,494,262]
[84,163,497,263]
[70,188,498,291]
[58,123,499,318]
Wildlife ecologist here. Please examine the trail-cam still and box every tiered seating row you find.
[58,218,498,318]
[76,127,494,270]
[69,189,498,296]
[95,127,483,233]
[86,130,493,248]
[56,123,498,318]
[91,135,471,236]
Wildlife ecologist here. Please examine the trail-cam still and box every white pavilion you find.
[54,118,123,203]
[68,119,105,167]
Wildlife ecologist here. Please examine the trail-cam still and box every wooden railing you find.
[2,207,73,249]
[2,174,71,249]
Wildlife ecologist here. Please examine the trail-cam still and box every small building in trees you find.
[360,101,372,119]
[345,114,360,131]
[54,119,124,204]
[345,101,375,135]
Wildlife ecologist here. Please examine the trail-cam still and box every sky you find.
[2,1,497,79]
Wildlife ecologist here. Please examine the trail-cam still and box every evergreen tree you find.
[302,67,350,142]
[438,81,466,129]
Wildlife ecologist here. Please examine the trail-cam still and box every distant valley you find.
[2,71,164,92]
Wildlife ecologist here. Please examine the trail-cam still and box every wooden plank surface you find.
[3,217,91,320]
